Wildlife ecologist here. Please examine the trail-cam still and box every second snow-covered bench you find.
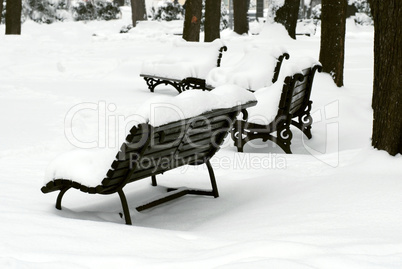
[140,39,227,93]
[181,46,290,92]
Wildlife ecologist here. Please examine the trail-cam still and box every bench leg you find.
[231,121,247,152]
[118,189,132,225]
[56,187,71,210]
[151,175,157,186]
[136,161,219,212]
[276,123,293,154]
[143,77,182,93]
[206,160,219,198]
[292,101,313,139]
[297,113,313,139]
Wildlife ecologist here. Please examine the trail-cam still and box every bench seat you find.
[140,39,227,93]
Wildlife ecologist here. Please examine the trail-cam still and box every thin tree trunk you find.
[5,0,21,35]
[130,0,146,27]
[204,0,221,42]
[114,0,124,7]
[369,0,402,155]
[183,0,202,42]
[0,0,4,22]
[319,0,347,87]
[233,0,249,35]
[274,0,300,39]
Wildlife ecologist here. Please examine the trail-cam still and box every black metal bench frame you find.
[181,52,290,92]
[42,101,256,225]
[140,46,227,93]
[231,64,321,154]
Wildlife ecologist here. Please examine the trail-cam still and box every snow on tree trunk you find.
[130,0,146,27]
[369,0,402,156]
[233,0,249,35]
[5,0,21,35]
[319,0,347,87]
[183,0,202,42]
[274,0,300,39]
[204,0,221,42]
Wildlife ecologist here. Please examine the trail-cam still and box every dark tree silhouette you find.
[0,0,4,22]
[369,0,402,155]
[274,0,300,39]
[183,0,202,41]
[130,0,146,27]
[114,0,124,6]
[233,0,249,35]
[5,0,21,35]
[319,0,347,87]
[204,0,221,42]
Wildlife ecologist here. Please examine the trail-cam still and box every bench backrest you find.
[278,64,322,119]
[100,102,256,193]
[272,53,290,84]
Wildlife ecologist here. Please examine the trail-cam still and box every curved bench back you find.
[278,65,322,119]
[100,102,256,193]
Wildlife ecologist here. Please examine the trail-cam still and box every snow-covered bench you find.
[231,61,321,154]
[41,86,256,225]
[181,46,290,92]
[140,39,227,93]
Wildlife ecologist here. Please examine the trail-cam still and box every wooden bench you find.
[41,101,256,225]
[181,51,290,92]
[231,64,322,154]
[140,39,227,93]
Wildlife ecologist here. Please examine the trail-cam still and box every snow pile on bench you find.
[206,46,288,91]
[44,85,256,187]
[246,57,320,125]
[141,39,225,80]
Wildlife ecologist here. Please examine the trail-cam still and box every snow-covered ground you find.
[1,8,401,268]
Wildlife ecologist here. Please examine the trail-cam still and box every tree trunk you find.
[183,0,202,42]
[319,0,347,87]
[369,0,402,156]
[256,0,264,19]
[0,0,4,22]
[233,0,249,35]
[114,0,124,7]
[204,0,221,42]
[274,0,300,39]
[5,0,21,35]
[299,0,304,19]
[130,0,146,27]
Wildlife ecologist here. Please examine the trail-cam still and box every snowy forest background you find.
[0,0,373,27]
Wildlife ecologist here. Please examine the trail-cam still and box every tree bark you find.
[319,0,347,87]
[233,0,249,35]
[5,0,21,35]
[274,0,300,39]
[130,0,146,27]
[0,0,4,22]
[369,0,402,155]
[114,0,124,7]
[204,0,221,42]
[183,0,202,42]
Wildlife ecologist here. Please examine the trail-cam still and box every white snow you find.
[206,45,288,91]
[135,84,256,127]
[141,38,225,80]
[1,9,401,269]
